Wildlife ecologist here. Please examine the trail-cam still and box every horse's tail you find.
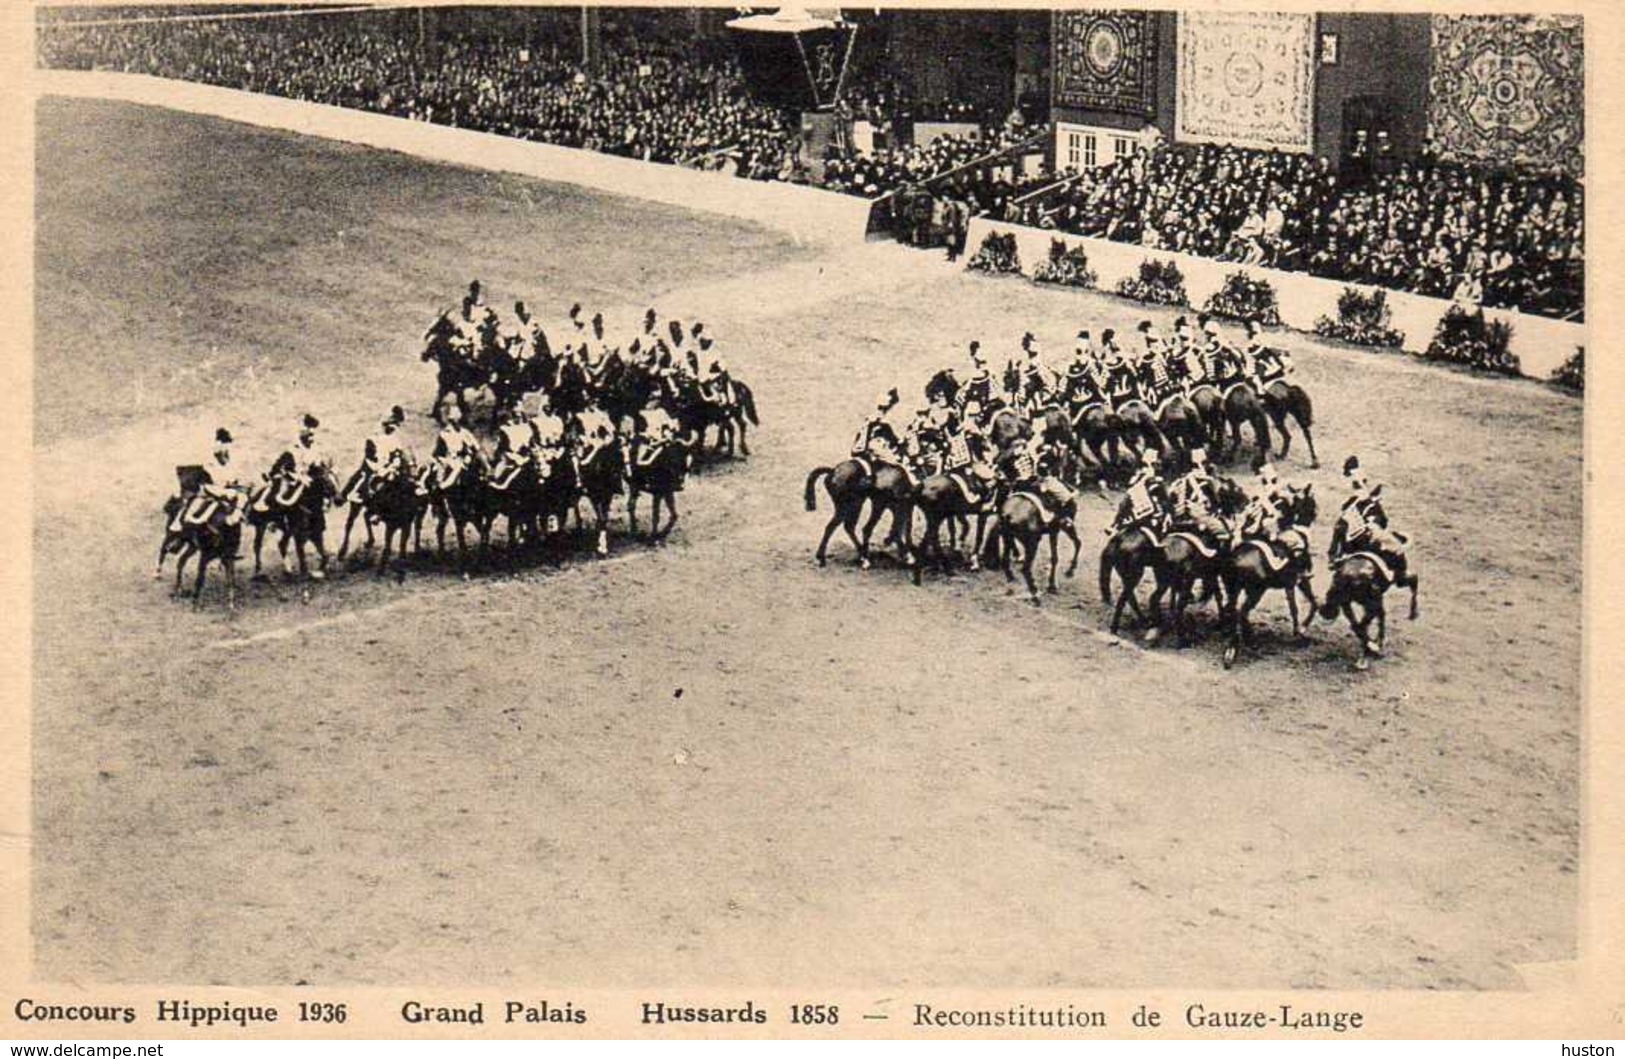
[1098,537,1116,603]
[804,467,832,512]
[737,381,760,425]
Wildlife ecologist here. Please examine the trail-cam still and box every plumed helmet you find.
[390,405,405,424]
[302,413,320,431]
[1343,455,1361,477]
[215,427,234,445]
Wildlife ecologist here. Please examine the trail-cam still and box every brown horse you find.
[805,449,915,570]
[1220,485,1319,668]
[164,495,247,608]
[1099,523,1161,633]
[1261,377,1320,468]
[1319,552,1420,670]
[986,489,1081,604]
[1143,476,1250,646]
[627,433,692,541]
[910,469,994,583]
[1219,382,1274,470]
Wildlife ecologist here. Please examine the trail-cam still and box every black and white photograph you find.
[6,0,1614,1040]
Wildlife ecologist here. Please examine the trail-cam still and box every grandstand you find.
[37,6,1583,329]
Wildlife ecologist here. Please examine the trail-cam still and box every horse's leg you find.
[251,523,267,580]
[815,507,843,567]
[1371,595,1388,657]
[628,489,641,537]
[1020,534,1039,604]
[858,501,887,563]
[736,416,750,457]
[658,493,678,540]
[1286,581,1303,639]
[191,552,210,609]
[1296,409,1320,469]
[840,502,868,568]
[894,502,915,567]
[1044,528,1060,594]
[594,498,611,557]
[377,525,393,575]
[173,543,193,598]
[1403,573,1421,620]
[1270,406,1293,460]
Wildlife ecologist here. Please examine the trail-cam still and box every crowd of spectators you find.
[1020,142,1583,319]
[39,9,806,181]
[40,9,1582,317]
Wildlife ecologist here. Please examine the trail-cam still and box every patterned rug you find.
[1175,11,1315,153]
[1428,15,1583,176]
[1051,10,1158,118]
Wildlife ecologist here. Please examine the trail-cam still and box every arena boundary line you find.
[963,215,1585,382]
[36,70,875,248]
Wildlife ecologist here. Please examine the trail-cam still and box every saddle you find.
[1155,393,1191,419]
[1115,398,1151,418]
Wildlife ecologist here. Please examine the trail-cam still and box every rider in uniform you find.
[1248,320,1293,394]
[258,413,328,510]
[1165,446,1228,541]
[1331,455,1411,585]
[428,400,484,490]
[1137,320,1175,406]
[853,389,904,464]
[1234,461,1287,546]
[1019,332,1053,413]
[170,427,245,533]
[960,340,994,414]
[338,405,409,505]
[1102,328,1144,411]
[490,405,537,490]
[1110,448,1168,535]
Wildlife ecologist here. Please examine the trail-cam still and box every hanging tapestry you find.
[1175,11,1315,153]
[1052,10,1158,118]
[1428,15,1583,176]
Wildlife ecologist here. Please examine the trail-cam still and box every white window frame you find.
[1055,122,1138,171]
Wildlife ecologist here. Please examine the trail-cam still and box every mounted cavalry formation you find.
[155,281,760,606]
[806,314,1416,670]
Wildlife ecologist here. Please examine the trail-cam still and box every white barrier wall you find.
[39,71,875,248]
[963,216,1585,382]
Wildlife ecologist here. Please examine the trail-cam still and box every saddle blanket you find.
[1166,530,1220,559]
[1013,490,1058,527]
[1334,550,1396,585]
[947,470,987,508]
[1247,528,1308,574]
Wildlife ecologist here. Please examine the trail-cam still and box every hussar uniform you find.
[1333,456,1410,583]
[430,417,483,489]
[1112,452,1168,535]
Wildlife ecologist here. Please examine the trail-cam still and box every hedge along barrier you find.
[963,215,1584,382]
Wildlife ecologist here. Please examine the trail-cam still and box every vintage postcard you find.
[1,0,1618,1042]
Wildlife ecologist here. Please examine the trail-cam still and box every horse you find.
[805,427,916,569]
[1220,485,1320,668]
[986,488,1081,604]
[1187,381,1227,452]
[1319,550,1420,670]
[597,357,660,435]
[1112,395,1173,463]
[1259,374,1320,468]
[249,456,339,582]
[422,312,489,424]
[1099,521,1162,634]
[1143,476,1250,646]
[1218,381,1274,470]
[166,500,246,608]
[909,465,994,584]
[427,456,495,568]
[361,470,431,576]
[568,434,624,557]
[1152,391,1207,470]
[626,433,692,541]
[805,458,873,567]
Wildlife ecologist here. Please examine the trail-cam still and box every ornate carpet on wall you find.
[1175,11,1314,153]
[1051,10,1158,118]
[1428,15,1583,176]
